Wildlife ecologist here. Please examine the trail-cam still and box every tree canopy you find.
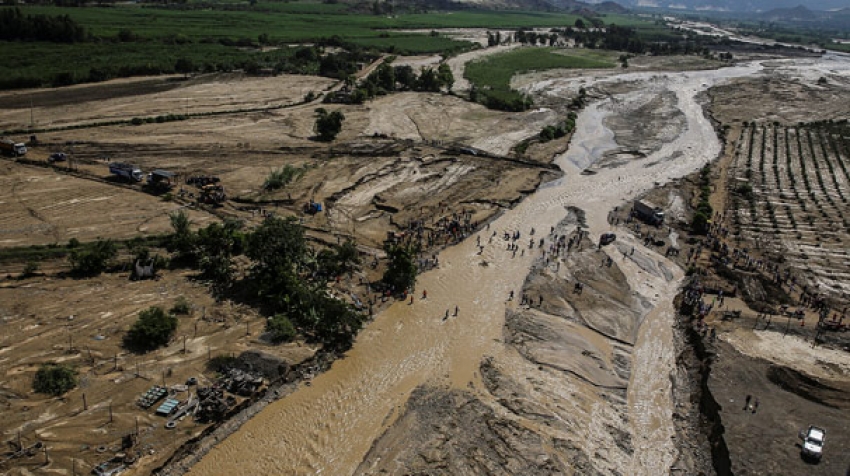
[124,306,179,352]
[33,363,77,396]
[314,108,345,141]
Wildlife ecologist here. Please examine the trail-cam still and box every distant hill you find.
[411,0,629,14]
[582,0,850,13]
[761,5,819,22]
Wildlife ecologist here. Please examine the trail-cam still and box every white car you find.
[801,426,825,461]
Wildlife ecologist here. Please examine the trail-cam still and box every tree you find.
[314,108,345,142]
[267,314,296,343]
[574,18,585,29]
[33,363,77,396]
[382,243,418,293]
[437,63,454,91]
[175,58,194,77]
[69,239,117,276]
[394,65,415,90]
[196,220,243,296]
[124,306,179,352]
[168,210,196,264]
[691,211,710,235]
[415,67,441,92]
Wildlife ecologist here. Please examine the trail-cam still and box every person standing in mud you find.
[744,395,751,411]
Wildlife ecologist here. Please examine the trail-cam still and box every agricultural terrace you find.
[465,48,616,110]
[727,121,850,301]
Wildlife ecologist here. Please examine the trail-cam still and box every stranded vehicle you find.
[0,138,27,157]
[109,163,144,182]
[632,199,664,227]
[800,425,825,462]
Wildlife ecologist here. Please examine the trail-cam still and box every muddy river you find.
[187,54,850,475]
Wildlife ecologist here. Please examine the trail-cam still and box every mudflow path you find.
[186,59,811,475]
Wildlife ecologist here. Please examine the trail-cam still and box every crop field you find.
[16,5,588,41]
[727,121,850,299]
[465,47,615,105]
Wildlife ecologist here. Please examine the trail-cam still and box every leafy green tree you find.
[374,63,396,92]
[168,210,196,264]
[437,63,454,91]
[382,243,418,293]
[314,108,345,142]
[175,58,194,76]
[33,363,77,396]
[691,211,710,235]
[69,239,117,276]
[394,65,416,90]
[415,68,441,92]
[196,220,243,296]
[267,314,296,343]
[124,306,179,352]
[247,216,308,280]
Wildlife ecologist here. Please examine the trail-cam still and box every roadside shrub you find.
[124,306,178,352]
[170,296,192,315]
[33,363,77,396]
[263,165,305,191]
[69,239,117,276]
[22,261,39,277]
[267,314,296,343]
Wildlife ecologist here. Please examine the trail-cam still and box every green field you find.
[1,2,622,89]
[16,5,589,42]
[466,47,615,109]
[466,47,616,90]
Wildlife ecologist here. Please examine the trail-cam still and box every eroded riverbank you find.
[184,55,848,475]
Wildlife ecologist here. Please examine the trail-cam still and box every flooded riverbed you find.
[187,56,846,475]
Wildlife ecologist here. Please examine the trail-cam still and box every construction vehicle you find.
[633,199,664,226]
[147,169,177,190]
[199,184,226,205]
[0,138,27,157]
[109,163,143,182]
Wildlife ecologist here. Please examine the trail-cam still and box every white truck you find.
[800,426,825,461]
[0,138,27,157]
[109,163,143,182]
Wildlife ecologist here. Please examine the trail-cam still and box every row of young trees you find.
[0,7,86,43]
[329,62,454,105]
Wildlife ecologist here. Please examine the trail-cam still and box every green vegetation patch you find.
[33,363,77,396]
[466,47,614,111]
[347,34,474,55]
